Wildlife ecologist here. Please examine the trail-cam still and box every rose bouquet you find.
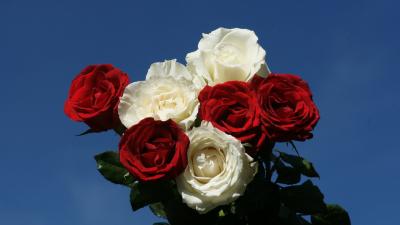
[64,28,350,225]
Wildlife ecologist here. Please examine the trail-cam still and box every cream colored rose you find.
[118,59,199,130]
[176,122,257,213]
[186,27,269,86]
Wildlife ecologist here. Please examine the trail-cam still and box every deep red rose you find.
[119,118,189,182]
[198,81,267,154]
[250,74,320,142]
[64,64,129,131]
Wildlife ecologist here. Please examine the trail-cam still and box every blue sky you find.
[1,0,399,224]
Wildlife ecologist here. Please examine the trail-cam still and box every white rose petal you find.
[186,27,270,86]
[176,122,257,213]
[118,60,199,130]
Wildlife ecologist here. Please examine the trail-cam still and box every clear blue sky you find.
[1,0,399,224]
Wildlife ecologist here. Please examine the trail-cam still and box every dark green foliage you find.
[94,151,135,186]
[94,146,350,225]
[150,202,167,219]
[130,181,175,211]
[279,152,320,178]
[311,204,351,225]
[279,205,311,225]
[275,159,302,184]
[280,180,327,214]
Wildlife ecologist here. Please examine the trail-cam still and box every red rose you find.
[250,74,320,142]
[119,118,189,182]
[198,81,267,154]
[64,64,129,131]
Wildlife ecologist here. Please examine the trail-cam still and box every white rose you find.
[118,59,199,130]
[176,122,257,213]
[186,27,270,86]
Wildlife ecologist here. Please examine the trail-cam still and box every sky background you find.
[1,0,399,224]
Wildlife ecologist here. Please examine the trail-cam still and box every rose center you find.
[159,98,178,110]
[192,147,224,178]
[152,89,184,113]
[214,43,243,65]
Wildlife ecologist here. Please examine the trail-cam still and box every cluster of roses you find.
[65,28,319,214]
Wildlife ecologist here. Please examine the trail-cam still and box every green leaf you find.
[280,180,327,214]
[94,151,135,186]
[279,205,311,225]
[235,177,280,223]
[259,142,275,162]
[275,159,301,185]
[113,122,127,136]
[162,197,219,225]
[76,128,98,136]
[149,202,167,219]
[130,181,174,211]
[193,117,202,127]
[311,204,351,225]
[280,152,320,178]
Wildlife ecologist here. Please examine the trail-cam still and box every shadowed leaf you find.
[280,152,320,178]
[311,204,351,225]
[275,159,301,185]
[130,181,174,211]
[150,202,167,219]
[94,151,135,186]
[280,180,326,214]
